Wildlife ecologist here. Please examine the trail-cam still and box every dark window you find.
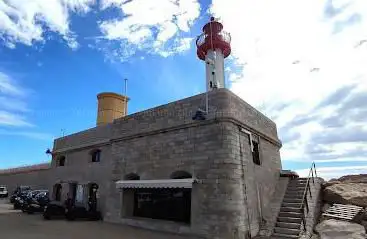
[122,171,192,224]
[91,150,101,163]
[56,156,65,167]
[54,184,62,201]
[252,141,261,165]
[133,188,191,224]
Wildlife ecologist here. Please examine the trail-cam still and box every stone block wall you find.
[0,169,51,193]
[53,123,112,151]
[111,89,280,145]
[0,88,282,239]
[258,177,290,236]
[224,123,282,237]
[106,121,249,239]
[48,143,113,215]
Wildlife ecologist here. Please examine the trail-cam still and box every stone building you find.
[0,18,293,239]
[0,88,283,238]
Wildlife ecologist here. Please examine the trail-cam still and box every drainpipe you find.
[242,128,263,225]
[238,126,252,238]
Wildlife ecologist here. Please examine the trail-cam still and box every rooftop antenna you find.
[124,78,128,115]
[61,129,65,137]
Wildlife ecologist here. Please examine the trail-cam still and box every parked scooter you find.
[22,190,49,214]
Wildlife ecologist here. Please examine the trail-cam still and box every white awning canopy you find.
[116,178,200,189]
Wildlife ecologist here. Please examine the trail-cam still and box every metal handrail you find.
[299,162,317,231]
[196,31,232,47]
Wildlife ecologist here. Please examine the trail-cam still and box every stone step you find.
[283,198,303,203]
[287,185,306,190]
[284,192,304,197]
[282,202,303,208]
[277,216,302,223]
[283,194,304,200]
[286,189,304,193]
[278,211,303,218]
[285,189,304,194]
[280,207,302,213]
[288,181,307,185]
[275,221,301,229]
[287,186,306,190]
[272,232,299,238]
[289,180,307,183]
[274,227,300,235]
[290,179,308,183]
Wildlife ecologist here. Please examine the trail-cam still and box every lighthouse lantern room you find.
[196,17,231,92]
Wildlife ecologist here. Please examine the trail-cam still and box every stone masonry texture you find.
[0,89,282,239]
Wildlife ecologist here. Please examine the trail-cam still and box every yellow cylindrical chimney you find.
[96,92,129,126]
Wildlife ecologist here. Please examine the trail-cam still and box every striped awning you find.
[116,178,199,189]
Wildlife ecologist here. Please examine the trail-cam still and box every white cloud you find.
[0,72,26,96]
[0,96,29,112]
[0,72,32,127]
[1,0,200,56]
[296,165,367,180]
[0,0,95,49]
[97,0,200,61]
[0,129,53,140]
[210,0,367,170]
[0,110,33,127]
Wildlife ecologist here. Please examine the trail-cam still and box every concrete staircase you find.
[271,178,308,239]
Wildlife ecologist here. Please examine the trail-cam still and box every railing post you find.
[305,196,309,213]
[298,162,317,234]
[314,163,317,178]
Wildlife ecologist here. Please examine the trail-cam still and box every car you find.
[10,186,31,203]
[43,201,66,220]
[0,185,8,198]
[21,190,49,214]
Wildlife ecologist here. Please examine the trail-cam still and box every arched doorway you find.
[170,171,192,179]
[124,173,140,180]
[53,184,62,201]
[87,183,99,211]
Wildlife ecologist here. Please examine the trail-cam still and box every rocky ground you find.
[310,174,367,239]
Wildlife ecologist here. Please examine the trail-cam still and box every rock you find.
[361,220,367,231]
[333,174,367,183]
[321,203,331,213]
[364,211,367,220]
[311,234,320,239]
[323,181,341,188]
[299,232,320,239]
[315,219,366,239]
[324,183,367,207]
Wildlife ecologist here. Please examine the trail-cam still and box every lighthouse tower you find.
[196,17,231,92]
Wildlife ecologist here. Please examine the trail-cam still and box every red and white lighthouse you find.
[196,17,231,91]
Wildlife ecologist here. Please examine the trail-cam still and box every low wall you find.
[0,168,51,193]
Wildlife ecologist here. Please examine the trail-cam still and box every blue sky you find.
[1,0,367,179]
